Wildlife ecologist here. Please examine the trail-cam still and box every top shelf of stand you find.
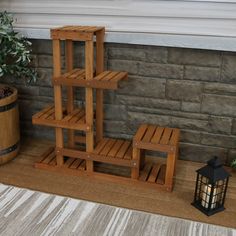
[51,25,105,41]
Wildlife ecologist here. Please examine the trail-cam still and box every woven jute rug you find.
[0,183,235,236]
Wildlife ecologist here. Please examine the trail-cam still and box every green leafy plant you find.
[0,11,36,90]
[231,159,236,169]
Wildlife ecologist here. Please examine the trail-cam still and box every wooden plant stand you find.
[32,26,180,192]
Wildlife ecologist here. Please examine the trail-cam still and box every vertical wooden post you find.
[165,151,177,191]
[85,39,94,172]
[53,39,64,166]
[131,147,140,179]
[95,29,105,143]
[66,40,74,148]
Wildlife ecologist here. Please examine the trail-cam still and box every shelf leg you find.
[165,151,177,191]
[85,39,94,172]
[131,147,140,179]
[95,29,105,144]
[66,40,75,148]
[53,39,64,166]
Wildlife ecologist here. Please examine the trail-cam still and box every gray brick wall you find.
[1,39,236,164]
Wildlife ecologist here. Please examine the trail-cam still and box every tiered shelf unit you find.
[33,25,180,192]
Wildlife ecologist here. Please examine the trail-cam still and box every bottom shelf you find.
[35,147,86,171]
[35,147,169,191]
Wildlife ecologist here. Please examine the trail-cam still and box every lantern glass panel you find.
[192,157,230,216]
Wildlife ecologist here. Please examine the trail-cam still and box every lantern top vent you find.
[196,156,230,183]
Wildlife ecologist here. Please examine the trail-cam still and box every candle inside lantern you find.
[201,184,217,209]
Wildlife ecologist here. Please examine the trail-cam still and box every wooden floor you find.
[0,138,235,229]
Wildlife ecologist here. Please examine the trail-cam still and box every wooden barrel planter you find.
[0,85,20,165]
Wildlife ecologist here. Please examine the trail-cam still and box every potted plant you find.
[0,11,36,165]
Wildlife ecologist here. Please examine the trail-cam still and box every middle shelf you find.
[32,105,89,131]
[53,68,128,90]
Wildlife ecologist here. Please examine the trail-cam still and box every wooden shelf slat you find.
[142,125,156,143]
[169,129,180,146]
[160,128,173,145]
[124,146,132,160]
[93,138,132,161]
[133,124,148,142]
[70,159,84,169]
[156,164,166,185]
[108,140,124,158]
[101,71,120,81]
[32,105,53,119]
[53,69,127,90]
[139,162,153,182]
[151,127,164,144]
[147,163,161,183]
[100,139,116,156]
[32,105,89,131]
[116,141,131,159]
[64,158,76,167]
[93,138,109,154]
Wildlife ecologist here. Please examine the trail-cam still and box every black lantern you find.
[192,156,230,216]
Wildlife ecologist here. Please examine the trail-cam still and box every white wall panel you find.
[1,0,236,51]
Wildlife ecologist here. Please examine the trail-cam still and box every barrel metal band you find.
[0,101,17,112]
[0,141,19,156]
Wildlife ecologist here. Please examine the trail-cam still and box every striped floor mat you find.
[0,184,235,236]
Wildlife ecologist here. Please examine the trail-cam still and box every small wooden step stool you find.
[133,124,180,191]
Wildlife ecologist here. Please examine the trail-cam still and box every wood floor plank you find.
[0,138,235,229]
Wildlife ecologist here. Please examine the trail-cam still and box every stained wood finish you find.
[133,125,180,153]
[36,147,85,171]
[51,26,104,41]
[131,147,140,179]
[139,162,166,185]
[0,86,20,165]
[66,39,75,148]
[34,27,191,191]
[53,39,64,166]
[35,145,170,190]
[36,143,136,169]
[95,28,105,143]
[85,39,94,172]
[93,138,132,162]
[35,146,170,191]
[32,105,88,131]
[53,69,127,90]
[133,124,180,191]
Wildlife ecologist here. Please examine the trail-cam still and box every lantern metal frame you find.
[191,156,230,216]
